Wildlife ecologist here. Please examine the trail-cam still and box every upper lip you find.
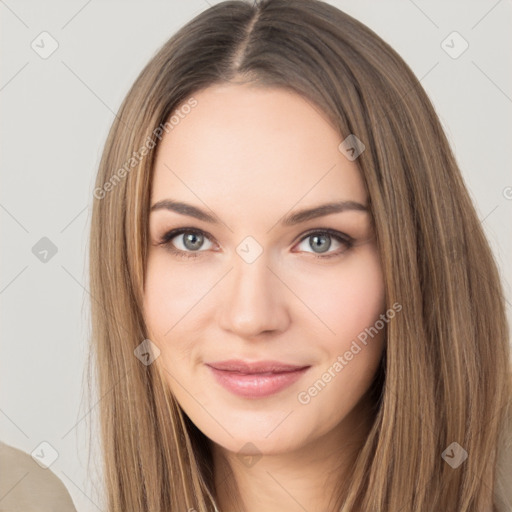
[206,359,310,374]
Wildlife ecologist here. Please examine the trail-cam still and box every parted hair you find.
[88,1,512,510]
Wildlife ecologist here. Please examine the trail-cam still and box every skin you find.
[143,83,386,512]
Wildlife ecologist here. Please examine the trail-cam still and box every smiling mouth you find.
[205,361,311,398]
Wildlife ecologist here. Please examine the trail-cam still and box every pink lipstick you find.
[206,359,310,399]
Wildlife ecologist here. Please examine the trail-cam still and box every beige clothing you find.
[495,419,512,512]
[0,436,510,511]
[0,441,77,512]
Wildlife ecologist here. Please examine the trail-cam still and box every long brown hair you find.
[88,0,512,510]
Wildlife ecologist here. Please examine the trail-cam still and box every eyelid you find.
[155,227,217,251]
[293,228,354,258]
[293,227,352,245]
[156,226,354,259]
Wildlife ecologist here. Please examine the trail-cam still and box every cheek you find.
[144,244,385,348]
[143,261,199,379]
[143,261,172,341]
[143,254,205,341]
[295,250,386,421]
[291,248,385,344]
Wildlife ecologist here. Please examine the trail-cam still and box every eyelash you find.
[156,227,354,260]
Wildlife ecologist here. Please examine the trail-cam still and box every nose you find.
[217,254,290,339]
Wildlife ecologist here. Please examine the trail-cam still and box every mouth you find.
[205,360,311,398]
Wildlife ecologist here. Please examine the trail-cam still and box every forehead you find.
[151,84,367,226]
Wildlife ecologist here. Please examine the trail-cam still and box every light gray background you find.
[1,1,511,511]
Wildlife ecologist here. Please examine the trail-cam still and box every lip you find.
[207,359,309,373]
[205,360,311,398]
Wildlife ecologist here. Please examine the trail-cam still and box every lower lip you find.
[206,365,310,398]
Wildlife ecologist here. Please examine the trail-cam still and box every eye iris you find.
[183,232,203,251]
[310,234,331,253]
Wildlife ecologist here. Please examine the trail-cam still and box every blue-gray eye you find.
[166,229,213,253]
[295,230,352,257]
[158,227,353,260]
[308,233,331,253]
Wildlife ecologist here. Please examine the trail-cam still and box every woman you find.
[88,1,512,510]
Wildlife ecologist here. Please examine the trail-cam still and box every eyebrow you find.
[150,199,368,226]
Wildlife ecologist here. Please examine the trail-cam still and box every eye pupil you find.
[183,232,203,251]
[310,234,331,253]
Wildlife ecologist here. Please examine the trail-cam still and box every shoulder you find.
[0,441,77,512]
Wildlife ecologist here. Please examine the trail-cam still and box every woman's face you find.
[143,83,386,456]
